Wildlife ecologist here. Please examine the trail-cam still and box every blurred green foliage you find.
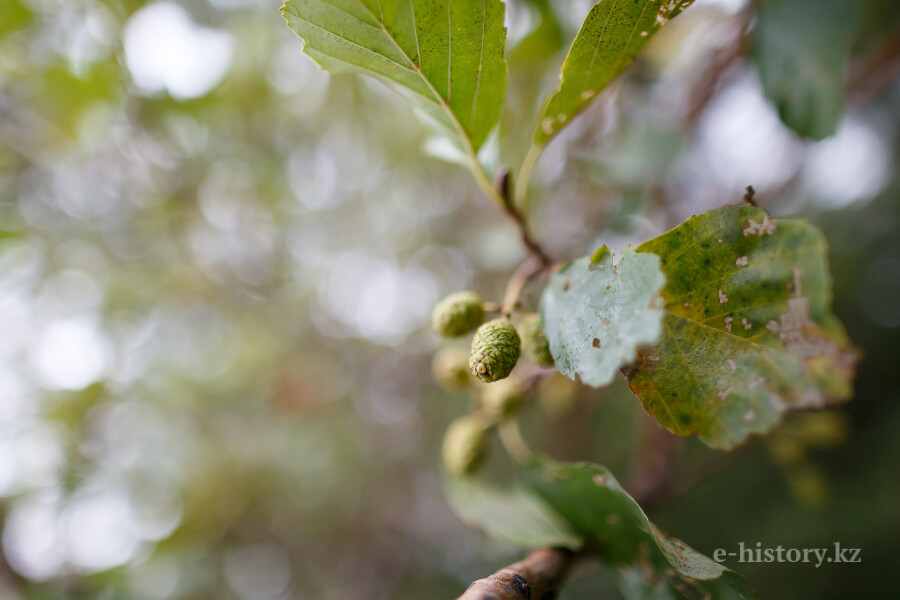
[0,0,898,598]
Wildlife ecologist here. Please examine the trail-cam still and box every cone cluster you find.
[431,291,557,477]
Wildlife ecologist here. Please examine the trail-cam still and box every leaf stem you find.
[514,143,542,208]
[461,142,551,269]
[498,419,533,465]
[501,255,546,318]
[492,167,552,267]
[468,154,508,211]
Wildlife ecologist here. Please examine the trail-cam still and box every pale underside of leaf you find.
[541,245,666,388]
[626,205,858,449]
[281,0,508,153]
[533,0,695,146]
[443,474,582,550]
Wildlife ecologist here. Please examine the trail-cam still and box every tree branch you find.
[494,168,552,267]
[682,10,750,129]
[847,25,900,106]
[500,255,546,318]
[457,547,575,600]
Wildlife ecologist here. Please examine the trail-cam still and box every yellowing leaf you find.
[626,206,858,449]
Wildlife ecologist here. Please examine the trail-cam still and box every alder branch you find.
[847,26,900,106]
[494,168,552,267]
[682,10,750,129]
[500,255,547,318]
[457,547,575,600]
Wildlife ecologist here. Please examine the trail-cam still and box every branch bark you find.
[500,255,546,318]
[494,168,552,268]
[457,547,575,600]
[682,11,750,129]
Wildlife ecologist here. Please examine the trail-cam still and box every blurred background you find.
[0,0,898,597]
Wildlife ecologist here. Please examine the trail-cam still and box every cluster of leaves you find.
[545,206,857,450]
[441,203,857,596]
[282,0,860,597]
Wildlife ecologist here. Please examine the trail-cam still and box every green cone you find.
[469,318,520,383]
[431,291,485,338]
[442,415,487,476]
[520,313,554,368]
[432,346,471,391]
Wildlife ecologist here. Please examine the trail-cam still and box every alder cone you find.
[431,291,486,337]
[469,319,521,383]
[442,415,487,476]
[520,313,554,368]
[432,346,472,391]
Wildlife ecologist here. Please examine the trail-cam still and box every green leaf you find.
[443,474,581,549]
[281,0,508,153]
[446,458,756,597]
[524,459,757,599]
[626,205,858,449]
[508,0,565,62]
[541,245,666,388]
[752,0,862,140]
[533,0,694,147]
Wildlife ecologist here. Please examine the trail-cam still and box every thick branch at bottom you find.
[457,547,574,600]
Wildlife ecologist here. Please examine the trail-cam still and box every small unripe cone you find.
[520,313,554,368]
[480,379,525,421]
[538,373,579,418]
[469,318,521,383]
[431,291,486,338]
[432,346,471,391]
[442,415,488,476]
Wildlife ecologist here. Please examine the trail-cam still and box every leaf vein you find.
[581,0,622,94]
[469,0,487,133]
[287,13,417,74]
